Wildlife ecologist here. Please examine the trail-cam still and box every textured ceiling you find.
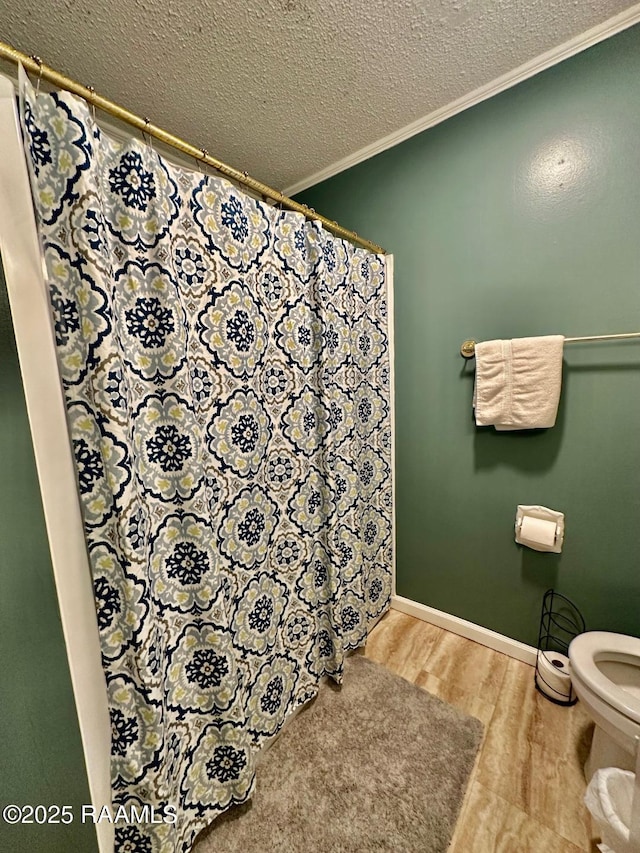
[0,0,636,192]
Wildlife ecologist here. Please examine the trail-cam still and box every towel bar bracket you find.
[460,339,476,359]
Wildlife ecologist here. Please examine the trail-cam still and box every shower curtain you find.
[20,77,392,853]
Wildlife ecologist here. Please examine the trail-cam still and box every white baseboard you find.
[391,595,537,666]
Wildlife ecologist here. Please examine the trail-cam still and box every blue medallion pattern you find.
[208,389,272,477]
[149,513,222,614]
[197,281,268,379]
[171,235,216,298]
[282,386,330,456]
[91,541,148,661]
[44,244,111,386]
[231,573,289,655]
[275,298,323,373]
[248,655,298,736]
[103,147,180,250]
[166,622,241,714]
[22,79,392,853]
[114,260,186,383]
[218,485,279,570]
[192,179,270,271]
[134,393,201,503]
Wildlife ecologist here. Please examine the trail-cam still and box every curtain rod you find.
[460,332,640,358]
[0,40,385,255]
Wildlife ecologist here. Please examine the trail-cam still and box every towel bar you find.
[460,332,640,359]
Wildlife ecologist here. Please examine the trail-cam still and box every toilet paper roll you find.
[520,515,557,550]
[535,651,572,702]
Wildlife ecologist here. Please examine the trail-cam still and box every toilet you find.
[569,631,640,780]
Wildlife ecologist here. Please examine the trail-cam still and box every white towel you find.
[473,335,564,430]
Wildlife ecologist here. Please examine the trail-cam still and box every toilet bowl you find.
[568,631,640,780]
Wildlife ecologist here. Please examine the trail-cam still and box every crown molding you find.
[285,4,640,196]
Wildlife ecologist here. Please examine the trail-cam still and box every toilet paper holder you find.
[535,588,585,706]
[515,505,564,553]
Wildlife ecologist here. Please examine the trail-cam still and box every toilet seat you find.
[569,631,640,726]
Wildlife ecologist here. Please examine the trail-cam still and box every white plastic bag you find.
[585,768,639,853]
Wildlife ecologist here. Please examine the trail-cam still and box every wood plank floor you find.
[364,608,599,852]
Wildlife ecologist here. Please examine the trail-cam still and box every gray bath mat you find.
[193,655,483,852]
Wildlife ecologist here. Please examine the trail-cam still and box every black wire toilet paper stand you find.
[535,588,585,706]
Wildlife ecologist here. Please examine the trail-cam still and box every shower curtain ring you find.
[30,55,43,96]
[86,86,96,120]
[194,149,209,176]
[142,117,154,150]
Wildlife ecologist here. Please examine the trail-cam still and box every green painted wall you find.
[0,263,97,852]
[298,24,640,646]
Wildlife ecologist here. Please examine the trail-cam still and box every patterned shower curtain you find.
[20,77,392,853]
